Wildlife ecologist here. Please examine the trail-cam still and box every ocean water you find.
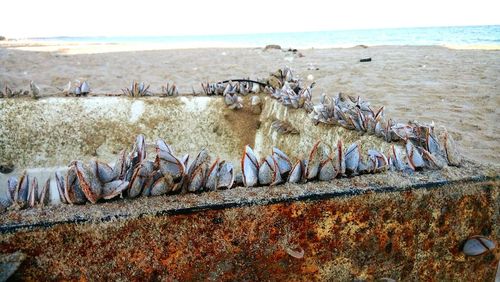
[32,25,500,48]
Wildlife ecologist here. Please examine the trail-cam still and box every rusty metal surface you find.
[0,176,498,281]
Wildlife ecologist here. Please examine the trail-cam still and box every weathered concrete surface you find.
[0,161,498,281]
[0,96,259,169]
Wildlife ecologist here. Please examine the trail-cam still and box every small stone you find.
[0,163,14,174]
[264,44,281,51]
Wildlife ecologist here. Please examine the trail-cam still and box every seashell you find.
[318,158,336,181]
[187,149,211,176]
[55,172,68,204]
[258,156,281,185]
[421,149,446,170]
[102,180,129,200]
[89,159,116,183]
[74,161,103,203]
[128,161,154,198]
[181,154,190,167]
[426,130,441,154]
[205,159,220,191]
[123,81,150,97]
[187,165,205,192]
[29,80,40,98]
[15,171,29,207]
[345,142,360,174]
[272,147,292,176]
[185,149,211,192]
[156,149,185,181]
[217,161,234,189]
[390,145,406,171]
[368,149,388,172]
[406,141,424,171]
[131,134,146,167]
[285,246,305,259]
[80,81,90,94]
[271,120,299,135]
[39,178,51,207]
[7,177,17,203]
[462,236,496,256]
[74,84,82,95]
[150,173,174,196]
[65,165,87,204]
[306,141,330,180]
[241,145,259,187]
[113,149,129,181]
[440,129,462,166]
[62,81,72,95]
[335,140,345,176]
[374,119,385,137]
[204,159,234,191]
[288,160,304,183]
[142,170,161,196]
[357,159,370,174]
[161,82,179,96]
[156,139,174,154]
[27,177,39,208]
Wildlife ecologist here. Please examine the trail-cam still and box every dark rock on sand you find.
[264,44,281,50]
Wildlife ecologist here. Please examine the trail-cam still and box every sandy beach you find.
[0,41,498,166]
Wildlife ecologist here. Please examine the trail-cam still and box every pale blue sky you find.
[1,0,499,38]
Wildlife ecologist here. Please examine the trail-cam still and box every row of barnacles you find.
[0,80,180,97]
[264,66,462,167]
[60,80,91,96]
[201,79,261,96]
[0,81,40,99]
[3,128,459,209]
[201,80,267,110]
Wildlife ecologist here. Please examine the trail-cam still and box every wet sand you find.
[0,42,498,165]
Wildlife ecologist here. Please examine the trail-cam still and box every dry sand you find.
[0,42,498,166]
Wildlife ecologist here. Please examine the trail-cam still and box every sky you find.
[1,0,499,38]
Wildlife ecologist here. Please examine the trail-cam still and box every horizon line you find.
[7,24,499,41]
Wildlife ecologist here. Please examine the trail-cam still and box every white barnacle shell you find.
[150,174,174,196]
[288,160,304,183]
[156,148,185,180]
[345,142,360,174]
[205,159,220,191]
[306,141,330,180]
[258,156,282,186]
[80,81,90,94]
[462,236,496,256]
[405,141,424,170]
[390,145,406,171]
[272,147,292,176]
[217,161,234,189]
[318,158,336,181]
[74,161,103,203]
[102,180,129,200]
[27,177,39,208]
[241,145,259,187]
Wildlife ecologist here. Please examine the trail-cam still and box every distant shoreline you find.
[1,25,498,53]
[1,40,499,55]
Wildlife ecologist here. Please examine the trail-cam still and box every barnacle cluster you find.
[1,66,462,210]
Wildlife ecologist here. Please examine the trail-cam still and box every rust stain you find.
[0,180,498,281]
